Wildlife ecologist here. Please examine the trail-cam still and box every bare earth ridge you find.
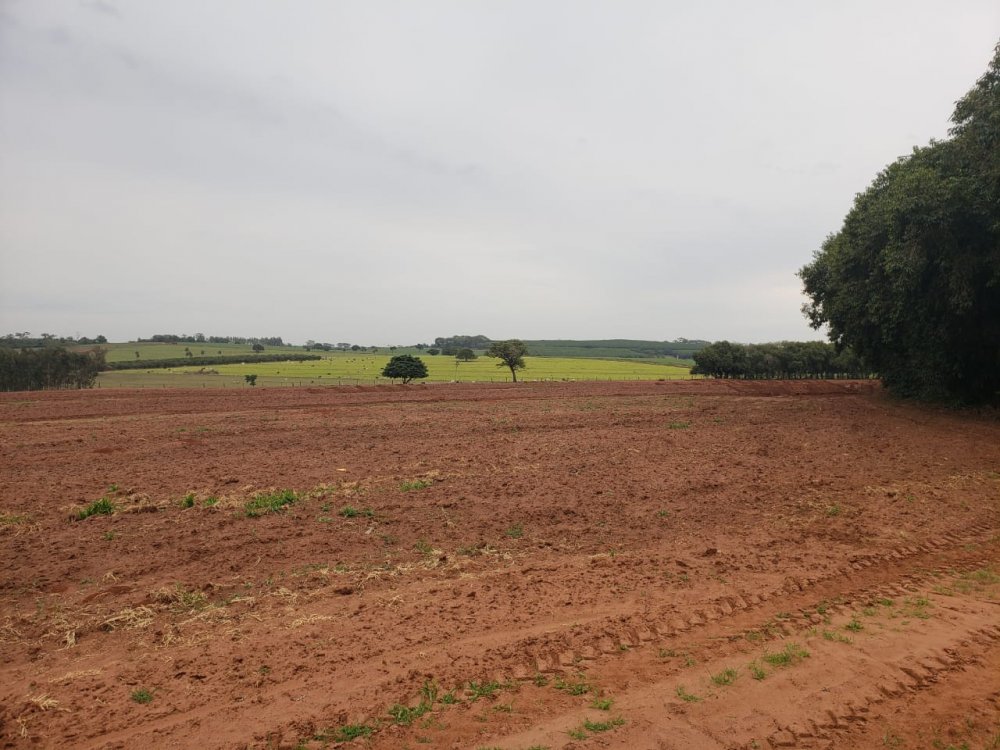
[1,380,998,749]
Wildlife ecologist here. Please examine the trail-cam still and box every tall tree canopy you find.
[800,43,1000,403]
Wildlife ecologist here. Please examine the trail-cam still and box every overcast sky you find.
[1,1,997,345]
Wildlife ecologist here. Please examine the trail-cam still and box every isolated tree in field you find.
[244,374,258,387]
[252,343,265,353]
[426,348,441,356]
[456,348,477,362]
[799,43,1000,403]
[486,339,528,382]
[381,355,428,384]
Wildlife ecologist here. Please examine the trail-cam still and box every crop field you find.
[96,353,694,388]
[1,380,999,749]
[76,342,312,363]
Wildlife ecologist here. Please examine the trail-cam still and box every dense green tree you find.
[486,339,528,382]
[0,346,105,391]
[456,348,477,361]
[381,355,428,384]
[799,44,1000,403]
[244,374,258,387]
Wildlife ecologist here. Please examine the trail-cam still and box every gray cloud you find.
[1,1,998,344]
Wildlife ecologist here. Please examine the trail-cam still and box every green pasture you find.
[77,341,312,363]
[96,353,694,388]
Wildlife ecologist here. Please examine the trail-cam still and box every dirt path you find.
[1,380,997,749]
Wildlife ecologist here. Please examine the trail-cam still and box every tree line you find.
[107,353,322,370]
[0,347,106,391]
[800,43,999,403]
[2,332,107,348]
[691,341,868,380]
[139,334,286,346]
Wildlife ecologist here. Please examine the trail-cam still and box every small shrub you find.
[591,696,613,710]
[180,493,195,509]
[505,524,524,538]
[131,688,153,704]
[749,661,766,680]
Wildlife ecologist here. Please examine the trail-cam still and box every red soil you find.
[1,380,998,749]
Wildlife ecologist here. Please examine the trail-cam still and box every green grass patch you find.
[244,489,297,517]
[400,479,432,492]
[553,676,592,696]
[467,680,500,701]
[675,685,701,702]
[762,643,810,667]
[583,716,625,732]
[131,688,153,704]
[338,505,374,519]
[710,667,738,686]
[77,497,115,520]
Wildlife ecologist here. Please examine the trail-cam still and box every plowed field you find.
[1,380,998,749]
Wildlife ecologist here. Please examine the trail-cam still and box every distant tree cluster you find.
[0,347,106,391]
[139,334,286,346]
[1,332,107,348]
[433,334,491,356]
[691,341,867,380]
[800,44,1000,403]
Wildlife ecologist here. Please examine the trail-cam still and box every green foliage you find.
[400,479,432,491]
[77,497,115,520]
[131,689,153,704]
[244,489,297,517]
[583,716,625,732]
[456,348,478,361]
[244,374,258,387]
[800,44,1000,403]
[486,339,528,382]
[381,354,429,384]
[0,346,105,391]
[762,643,810,667]
[467,680,500,700]
[691,340,865,379]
